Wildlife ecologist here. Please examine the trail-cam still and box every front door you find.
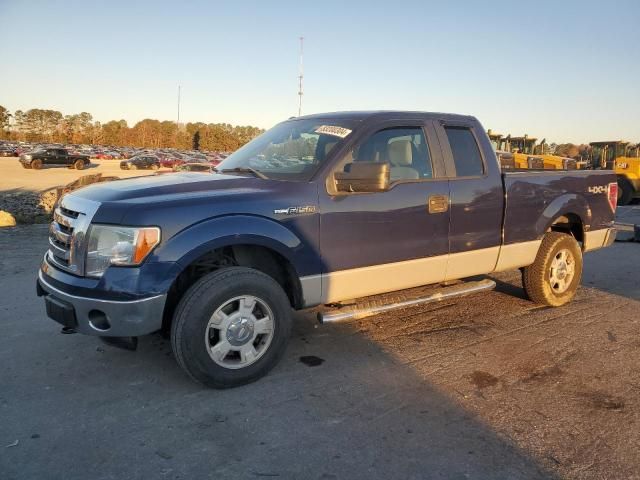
[319,120,450,304]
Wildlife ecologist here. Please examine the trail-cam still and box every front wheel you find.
[171,267,292,388]
[31,159,43,170]
[522,232,583,307]
[74,159,85,170]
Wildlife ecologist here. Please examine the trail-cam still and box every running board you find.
[317,279,496,324]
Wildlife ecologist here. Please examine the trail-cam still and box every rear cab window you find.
[444,126,485,177]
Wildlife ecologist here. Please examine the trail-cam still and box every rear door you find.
[434,120,504,280]
[318,119,451,303]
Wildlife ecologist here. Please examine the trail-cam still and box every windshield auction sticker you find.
[315,125,352,138]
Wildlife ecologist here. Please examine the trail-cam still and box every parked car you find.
[19,148,90,169]
[159,152,186,169]
[37,110,618,389]
[0,147,17,157]
[120,155,160,170]
[173,162,215,173]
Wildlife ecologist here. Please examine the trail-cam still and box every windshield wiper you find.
[217,167,268,180]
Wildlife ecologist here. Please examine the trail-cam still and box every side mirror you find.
[334,162,390,193]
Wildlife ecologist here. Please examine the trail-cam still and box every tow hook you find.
[100,336,138,351]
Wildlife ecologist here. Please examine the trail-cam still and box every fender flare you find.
[535,193,591,239]
[152,214,305,275]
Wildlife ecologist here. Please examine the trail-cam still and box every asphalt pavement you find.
[1,225,639,480]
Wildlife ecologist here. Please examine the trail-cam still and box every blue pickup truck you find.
[37,111,617,387]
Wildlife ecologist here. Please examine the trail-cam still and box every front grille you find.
[48,206,81,272]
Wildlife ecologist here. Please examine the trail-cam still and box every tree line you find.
[0,105,264,151]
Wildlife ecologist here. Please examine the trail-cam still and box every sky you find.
[0,0,638,144]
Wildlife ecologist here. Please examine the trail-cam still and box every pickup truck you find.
[20,148,90,170]
[36,111,617,388]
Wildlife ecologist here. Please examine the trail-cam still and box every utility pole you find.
[176,85,181,129]
[298,37,304,117]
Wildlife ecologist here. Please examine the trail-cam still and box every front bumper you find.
[37,270,166,337]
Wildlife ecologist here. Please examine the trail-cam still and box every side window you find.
[348,127,433,182]
[444,127,484,177]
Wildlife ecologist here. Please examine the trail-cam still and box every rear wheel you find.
[150,163,159,170]
[522,232,582,307]
[74,159,85,170]
[618,177,634,206]
[171,267,292,388]
[129,164,137,170]
[31,159,43,170]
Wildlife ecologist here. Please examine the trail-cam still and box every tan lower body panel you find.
[494,240,542,272]
[300,240,543,307]
[320,255,448,304]
[445,246,500,281]
[583,228,613,252]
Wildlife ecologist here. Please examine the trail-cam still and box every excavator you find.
[589,141,640,205]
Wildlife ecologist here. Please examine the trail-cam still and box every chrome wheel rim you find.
[205,295,275,369]
[549,248,575,294]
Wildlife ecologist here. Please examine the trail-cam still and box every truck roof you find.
[294,110,477,123]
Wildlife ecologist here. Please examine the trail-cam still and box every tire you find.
[522,232,583,307]
[31,159,43,170]
[150,163,159,170]
[618,177,634,206]
[171,267,292,388]
[74,159,85,170]
[129,164,137,170]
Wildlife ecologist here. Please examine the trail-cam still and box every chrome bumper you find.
[38,270,166,337]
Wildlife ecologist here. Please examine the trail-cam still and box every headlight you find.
[86,225,160,277]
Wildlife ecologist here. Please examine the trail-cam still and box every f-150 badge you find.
[274,206,317,215]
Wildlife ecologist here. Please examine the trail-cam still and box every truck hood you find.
[70,172,269,204]
[67,171,318,234]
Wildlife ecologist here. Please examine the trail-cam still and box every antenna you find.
[298,37,304,117]
[177,85,181,129]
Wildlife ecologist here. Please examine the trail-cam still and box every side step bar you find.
[317,279,496,324]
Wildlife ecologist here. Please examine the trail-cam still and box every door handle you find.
[428,194,449,214]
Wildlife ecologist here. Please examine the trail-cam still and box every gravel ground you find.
[0,225,639,480]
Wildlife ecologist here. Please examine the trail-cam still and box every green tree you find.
[192,130,201,150]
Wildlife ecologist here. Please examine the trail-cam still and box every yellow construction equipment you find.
[590,141,640,205]
[487,130,516,169]
[510,135,579,170]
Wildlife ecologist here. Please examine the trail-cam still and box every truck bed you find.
[502,169,617,245]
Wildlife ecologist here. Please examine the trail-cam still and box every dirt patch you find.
[579,390,626,411]
[469,370,499,389]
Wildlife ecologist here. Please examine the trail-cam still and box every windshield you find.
[217,119,355,181]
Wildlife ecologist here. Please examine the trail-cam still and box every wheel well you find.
[161,245,303,333]
[548,214,584,244]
